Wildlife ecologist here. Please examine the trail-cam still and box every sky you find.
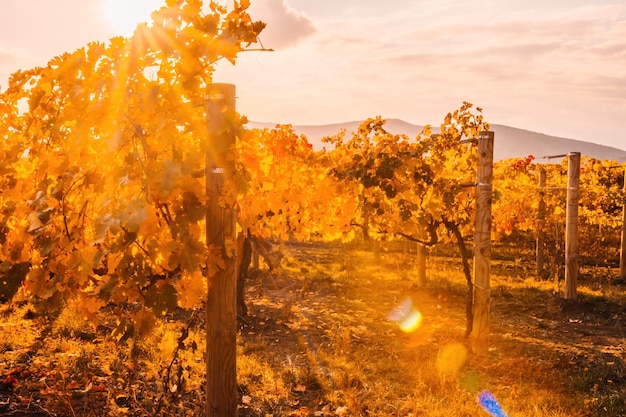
[1,0,625,150]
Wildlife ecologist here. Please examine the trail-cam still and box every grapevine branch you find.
[60,174,87,240]
[153,309,199,416]
[395,219,441,246]
[442,219,474,339]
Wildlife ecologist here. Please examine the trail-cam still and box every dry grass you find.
[236,243,625,417]
[1,241,624,416]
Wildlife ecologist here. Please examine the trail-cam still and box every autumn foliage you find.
[2,2,626,417]
[1,0,624,345]
[322,104,488,248]
[0,0,266,336]
[493,156,625,267]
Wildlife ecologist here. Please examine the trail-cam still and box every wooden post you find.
[469,131,494,354]
[536,168,546,279]
[416,243,427,286]
[205,83,237,417]
[563,152,580,300]
[619,169,626,278]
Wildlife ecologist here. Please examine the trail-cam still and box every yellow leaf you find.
[175,269,206,309]
[72,296,105,327]
[121,199,147,233]
[27,212,44,232]
[206,245,226,278]
[133,307,157,339]
[40,81,52,95]
[108,252,124,275]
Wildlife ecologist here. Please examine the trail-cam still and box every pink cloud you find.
[248,0,316,50]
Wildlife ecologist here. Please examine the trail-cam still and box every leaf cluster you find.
[323,103,488,246]
[236,125,356,242]
[492,155,625,264]
[0,1,264,329]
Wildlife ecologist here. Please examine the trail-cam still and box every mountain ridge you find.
[246,119,626,163]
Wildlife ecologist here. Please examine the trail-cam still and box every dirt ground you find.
[1,242,625,416]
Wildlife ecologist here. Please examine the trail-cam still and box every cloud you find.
[248,0,316,50]
[307,2,626,96]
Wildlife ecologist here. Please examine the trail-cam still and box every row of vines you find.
[1,0,625,357]
[494,155,625,275]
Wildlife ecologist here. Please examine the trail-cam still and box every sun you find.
[101,0,164,37]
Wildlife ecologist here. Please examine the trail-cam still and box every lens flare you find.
[436,343,468,378]
[399,310,423,332]
[478,390,509,417]
[387,297,412,321]
[387,297,423,333]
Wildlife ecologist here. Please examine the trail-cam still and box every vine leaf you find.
[175,270,207,309]
[133,307,157,339]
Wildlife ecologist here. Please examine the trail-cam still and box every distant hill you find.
[246,119,626,163]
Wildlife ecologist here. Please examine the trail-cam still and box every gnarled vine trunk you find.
[443,220,474,339]
[236,233,284,325]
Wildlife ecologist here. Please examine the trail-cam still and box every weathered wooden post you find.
[563,152,580,300]
[469,131,494,354]
[619,169,626,278]
[205,83,238,417]
[536,168,546,279]
[416,243,427,286]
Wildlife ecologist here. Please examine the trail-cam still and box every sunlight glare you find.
[387,297,423,333]
[101,0,163,37]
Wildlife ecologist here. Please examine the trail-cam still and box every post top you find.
[478,131,494,139]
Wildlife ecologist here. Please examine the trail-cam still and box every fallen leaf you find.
[335,405,348,416]
[314,405,332,416]
[66,380,80,390]
[289,407,311,416]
